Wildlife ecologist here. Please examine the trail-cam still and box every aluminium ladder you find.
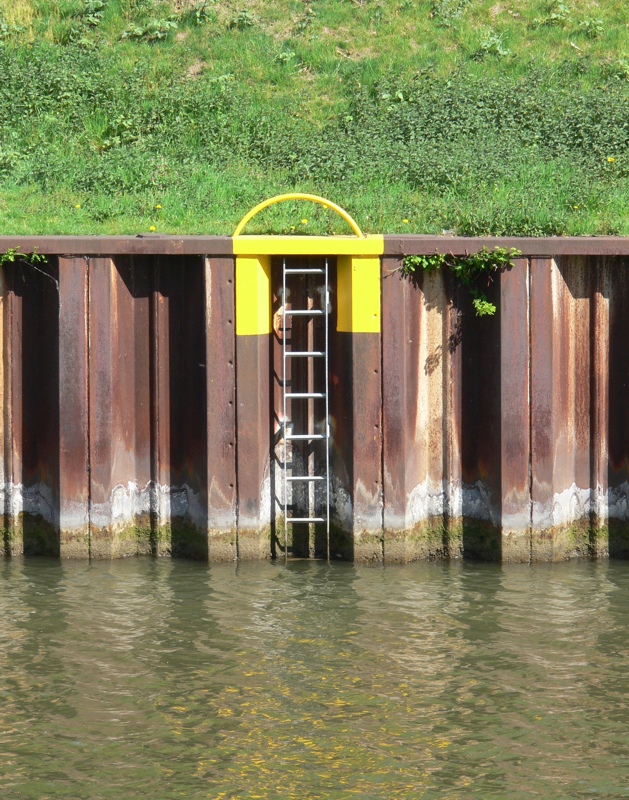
[281,257,331,561]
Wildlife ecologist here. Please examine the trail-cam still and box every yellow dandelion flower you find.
[155,204,162,210]
[607,157,615,163]
[573,205,579,210]
[403,219,409,224]
[149,225,156,232]
[75,204,81,209]
[301,218,308,224]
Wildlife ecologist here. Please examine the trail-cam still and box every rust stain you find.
[0,243,628,561]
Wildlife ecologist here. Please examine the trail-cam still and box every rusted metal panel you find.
[58,257,90,558]
[159,256,209,559]
[0,268,6,556]
[329,255,382,561]
[458,272,502,561]
[235,332,271,559]
[381,258,451,562]
[87,255,209,558]
[530,257,555,560]
[530,256,594,560]
[151,257,171,556]
[205,257,237,561]
[3,261,23,555]
[590,256,610,556]
[130,259,153,532]
[552,256,593,559]
[445,284,463,560]
[557,259,592,498]
[381,258,414,561]
[606,256,629,556]
[499,258,531,562]
[382,259,530,564]
[88,257,151,557]
[348,332,383,562]
[3,257,61,556]
[328,323,353,560]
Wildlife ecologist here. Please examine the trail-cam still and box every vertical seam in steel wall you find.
[588,255,599,556]
[3,280,11,556]
[150,257,159,557]
[588,257,594,553]
[527,257,533,565]
[442,272,451,557]
[85,256,92,560]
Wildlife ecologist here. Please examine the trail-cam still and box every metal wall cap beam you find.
[3,234,629,257]
[233,235,384,256]
[383,235,629,257]
[0,235,234,256]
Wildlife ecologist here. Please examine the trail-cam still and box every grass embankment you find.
[0,0,628,235]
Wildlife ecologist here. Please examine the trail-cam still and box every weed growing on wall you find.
[0,247,47,269]
[0,247,57,289]
[402,247,521,316]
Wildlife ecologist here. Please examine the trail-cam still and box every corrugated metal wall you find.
[382,246,629,562]
[1,236,628,562]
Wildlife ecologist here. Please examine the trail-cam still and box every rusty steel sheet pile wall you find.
[1,235,629,562]
[382,243,629,563]
[0,246,230,560]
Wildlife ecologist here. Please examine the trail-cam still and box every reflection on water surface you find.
[1,558,629,799]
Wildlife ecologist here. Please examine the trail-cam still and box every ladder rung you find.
[287,517,325,524]
[283,309,326,316]
[286,434,326,440]
[286,476,325,482]
[285,351,325,358]
[284,268,325,274]
[285,392,326,399]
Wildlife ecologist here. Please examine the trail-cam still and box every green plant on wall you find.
[0,247,52,287]
[401,246,521,316]
[0,246,48,268]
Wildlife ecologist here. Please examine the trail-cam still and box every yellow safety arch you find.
[233,193,365,238]
[233,194,383,335]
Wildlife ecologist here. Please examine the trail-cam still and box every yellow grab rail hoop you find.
[232,193,365,238]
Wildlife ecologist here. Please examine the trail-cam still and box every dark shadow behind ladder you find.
[281,257,331,561]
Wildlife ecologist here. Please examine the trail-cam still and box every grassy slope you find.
[0,0,628,235]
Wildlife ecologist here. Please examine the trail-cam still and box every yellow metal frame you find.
[233,235,383,256]
[233,194,383,335]
[337,255,381,333]
[233,192,365,238]
[235,254,272,336]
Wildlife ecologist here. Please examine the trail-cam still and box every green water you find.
[2,558,629,800]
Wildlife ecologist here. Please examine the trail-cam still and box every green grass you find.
[1,0,629,235]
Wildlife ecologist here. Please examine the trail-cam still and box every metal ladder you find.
[281,257,330,561]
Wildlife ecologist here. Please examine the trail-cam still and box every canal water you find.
[1,558,629,800]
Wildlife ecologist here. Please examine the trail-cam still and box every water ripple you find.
[1,558,629,798]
